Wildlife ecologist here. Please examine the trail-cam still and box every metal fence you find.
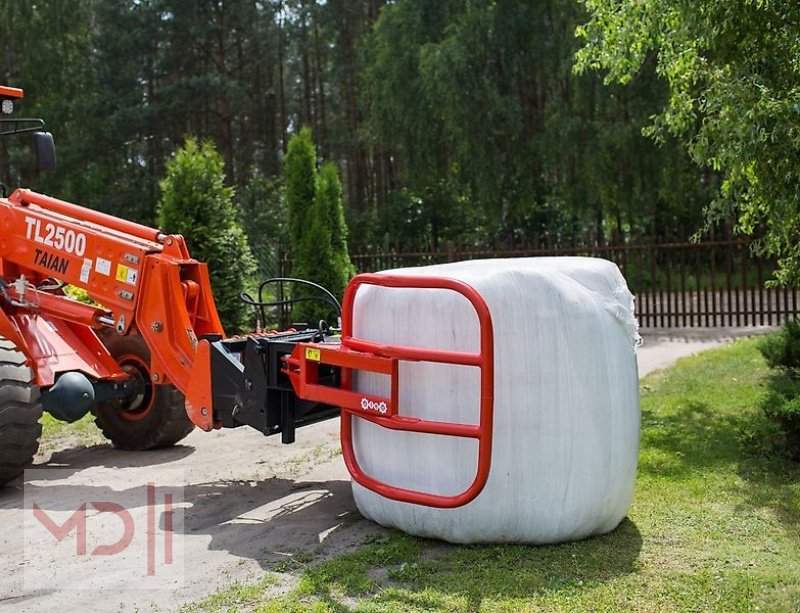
[340,232,799,329]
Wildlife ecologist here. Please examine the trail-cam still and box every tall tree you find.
[0,0,724,265]
[365,0,711,249]
[238,171,287,280]
[316,160,355,298]
[285,130,353,324]
[0,0,92,193]
[576,0,800,282]
[285,126,317,249]
[157,138,255,332]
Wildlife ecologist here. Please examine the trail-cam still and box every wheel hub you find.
[113,355,155,421]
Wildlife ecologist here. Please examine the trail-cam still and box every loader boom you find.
[0,188,221,421]
[0,184,346,431]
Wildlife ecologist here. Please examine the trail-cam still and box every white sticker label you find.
[79,258,92,284]
[95,257,112,276]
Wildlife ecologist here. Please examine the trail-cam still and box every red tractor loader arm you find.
[0,186,340,446]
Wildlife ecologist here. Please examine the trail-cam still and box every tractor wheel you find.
[93,334,194,450]
[0,337,43,486]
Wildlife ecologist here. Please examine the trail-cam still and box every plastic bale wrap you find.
[350,257,640,544]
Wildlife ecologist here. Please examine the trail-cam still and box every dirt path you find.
[0,328,767,612]
[0,421,373,612]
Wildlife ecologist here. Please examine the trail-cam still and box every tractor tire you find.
[93,334,194,450]
[0,337,43,486]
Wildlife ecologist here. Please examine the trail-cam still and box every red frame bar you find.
[341,274,495,508]
[285,344,399,418]
[287,273,494,508]
[0,85,24,99]
[10,189,165,244]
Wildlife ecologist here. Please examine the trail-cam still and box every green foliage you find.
[316,161,355,293]
[0,0,92,193]
[39,412,104,454]
[758,320,800,375]
[364,0,712,248]
[239,172,287,279]
[576,0,800,284]
[285,131,353,325]
[291,209,347,326]
[1,1,722,258]
[63,285,95,306]
[757,321,800,459]
[759,375,800,460]
[157,138,255,333]
[285,126,318,250]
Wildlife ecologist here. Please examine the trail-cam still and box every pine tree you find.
[316,161,355,298]
[285,131,354,325]
[157,138,256,333]
[285,126,317,249]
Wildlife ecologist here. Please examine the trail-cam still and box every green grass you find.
[38,412,105,453]
[186,338,800,612]
[182,576,281,613]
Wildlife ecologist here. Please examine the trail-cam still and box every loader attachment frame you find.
[284,273,495,509]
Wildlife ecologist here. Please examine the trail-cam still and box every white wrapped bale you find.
[350,257,640,544]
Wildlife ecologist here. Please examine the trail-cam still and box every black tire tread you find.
[0,337,43,486]
[92,334,194,450]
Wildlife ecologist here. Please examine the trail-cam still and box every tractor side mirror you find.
[33,131,56,172]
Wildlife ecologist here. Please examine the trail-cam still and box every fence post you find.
[446,240,456,263]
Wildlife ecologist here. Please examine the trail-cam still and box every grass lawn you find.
[186,338,800,612]
[38,412,105,454]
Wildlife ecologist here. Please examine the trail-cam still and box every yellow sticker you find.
[115,264,138,285]
[116,264,129,282]
[305,347,321,362]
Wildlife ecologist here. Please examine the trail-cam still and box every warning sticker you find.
[80,258,92,284]
[305,347,321,362]
[116,264,138,285]
[95,257,112,276]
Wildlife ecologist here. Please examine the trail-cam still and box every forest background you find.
[0,0,718,281]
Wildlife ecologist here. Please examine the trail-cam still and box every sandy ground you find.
[0,326,772,612]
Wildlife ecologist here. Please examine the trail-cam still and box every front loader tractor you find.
[0,85,341,479]
[0,86,495,510]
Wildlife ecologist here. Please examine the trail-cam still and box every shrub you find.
[284,130,354,326]
[759,375,800,460]
[64,285,97,306]
[316,161,355,298]
[757,319,800,375]
[285,126,317,251]
[757,320,800,460]
[291,214,343,326]
[157,138,256,333]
